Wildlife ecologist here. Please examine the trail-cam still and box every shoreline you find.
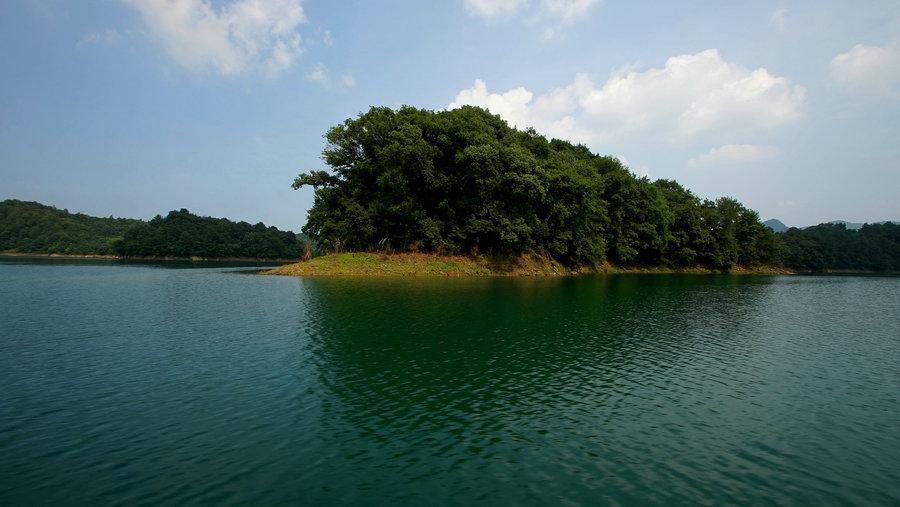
[0,252,120,259]
[6,251,889,276]
[263,252,796,277]
[0,252,297,263]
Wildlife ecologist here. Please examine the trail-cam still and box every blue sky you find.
[1,0,898,230]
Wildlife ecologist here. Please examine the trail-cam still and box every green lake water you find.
[1,258,898,505]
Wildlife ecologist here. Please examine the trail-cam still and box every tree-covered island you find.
[269,105,898,276]
[276,105,778,275]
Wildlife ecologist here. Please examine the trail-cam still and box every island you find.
[268,106,898,276]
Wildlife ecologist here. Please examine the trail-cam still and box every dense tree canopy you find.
[0,201,308,260]
[293,106,776,269]
[114,209,308,259]
[775,222,900,272]
[0,199,141,255]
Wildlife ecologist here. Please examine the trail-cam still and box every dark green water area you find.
[1,258,898,505]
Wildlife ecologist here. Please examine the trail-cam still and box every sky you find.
[1,0,899,231]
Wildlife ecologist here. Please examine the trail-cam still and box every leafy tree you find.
[775,222,899,272]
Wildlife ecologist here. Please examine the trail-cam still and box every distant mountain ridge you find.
[828,220,899,230]
[764,218,898,232]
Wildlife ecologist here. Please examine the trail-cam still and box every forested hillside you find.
[293,106,775,270]
[0,200,142,255]
[776,222,899,272]
[114,209,307,259]
[1,200,308,260]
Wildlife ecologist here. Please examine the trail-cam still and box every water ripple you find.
[1,264,898,505]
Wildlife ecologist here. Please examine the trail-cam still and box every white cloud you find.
[78,28,120,47]
[464,0,527,19]
[616,155,652,179]
[830,43,900,99]
[448,49,806,146]
[464,0,600,38]
[687,144,779,168]
[304,65,355,89]
[305,63,329,84]
[127,0,306,77]
[541,0,600,23]
[770,8,787,31]
[322,29,333,46]
[449,79,535,128]
[778,199,800,208]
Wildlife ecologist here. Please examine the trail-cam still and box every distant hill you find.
[0,199,143,255]
[764,218,898,232]
[115,209,308,260]
[1,199,311,260]
[776,222,899,272]
[828,220,898,230]
[763,219,787,233]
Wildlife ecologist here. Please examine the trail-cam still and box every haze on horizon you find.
[1,0,898,232]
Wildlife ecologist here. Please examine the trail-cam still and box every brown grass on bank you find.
[263,252,793,277]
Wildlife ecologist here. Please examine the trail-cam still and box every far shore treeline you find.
[0,200,141,256]
[292,106,898,272]
[114,209,308,259]
[0,200,310,260]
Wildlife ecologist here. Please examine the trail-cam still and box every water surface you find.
[1,259,898,505]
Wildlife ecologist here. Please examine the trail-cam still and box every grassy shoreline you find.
[263,252,795,277]
[7,251,886,275]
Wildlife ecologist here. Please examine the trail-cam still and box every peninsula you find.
[270,106,898,276]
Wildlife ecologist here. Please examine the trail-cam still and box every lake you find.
[1,258,898,505]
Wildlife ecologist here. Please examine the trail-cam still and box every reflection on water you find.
[0,262,898,505]
[299,276,777,504]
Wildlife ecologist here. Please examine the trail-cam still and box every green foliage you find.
[114,209,309,259]
[293,106,779,269]
[0,200,142,254]
[775,222,900,272]
[0,200,313,260]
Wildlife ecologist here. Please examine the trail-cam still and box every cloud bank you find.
[448,49,806,147]
[687,144,779,168]
[127,0,306,77]
[830,43,900,99]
